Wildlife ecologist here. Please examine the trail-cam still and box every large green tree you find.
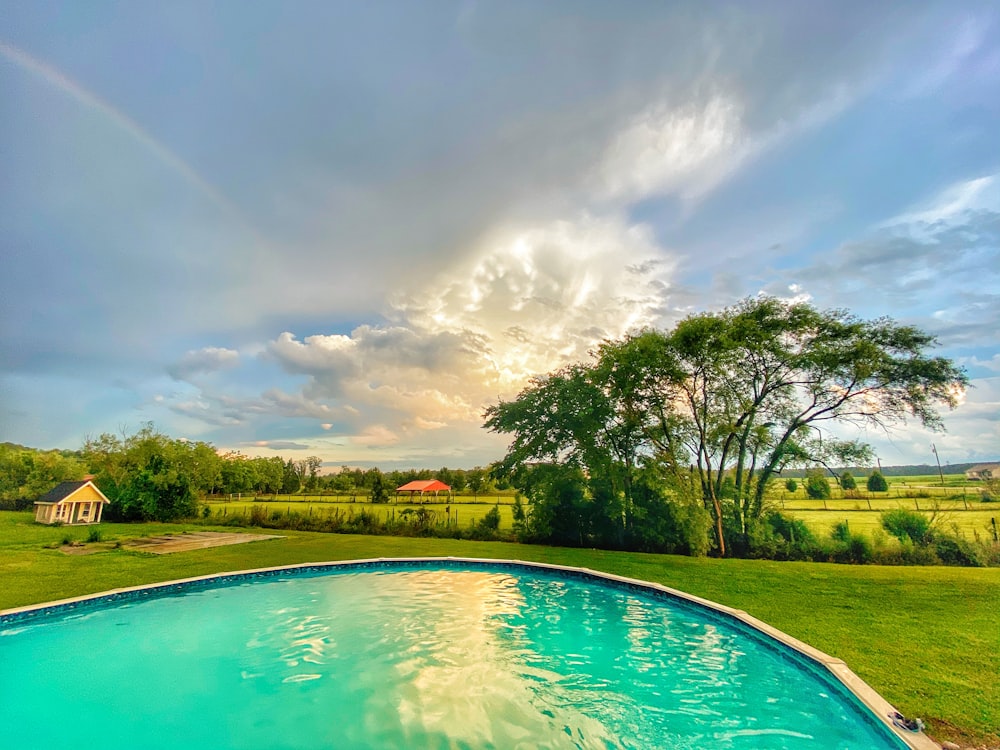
[84,424,201,521]
[486,297,967,556]
[0,444,87,503]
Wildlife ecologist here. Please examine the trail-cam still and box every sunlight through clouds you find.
[3,2,997,466]
[263,215,674,445]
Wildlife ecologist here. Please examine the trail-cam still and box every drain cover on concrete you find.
[125,531,283,554]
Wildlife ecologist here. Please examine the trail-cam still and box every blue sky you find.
[2,1,998,469]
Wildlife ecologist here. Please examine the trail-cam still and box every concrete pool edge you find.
[1,556,939,750]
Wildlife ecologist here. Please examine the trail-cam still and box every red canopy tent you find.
[395,479,452,502]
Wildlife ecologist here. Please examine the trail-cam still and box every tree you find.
[299,456,323,491]
[805,469,831,499]
[467,467,487,497]
[978,469,999,502]
[511,463,590,546]
[0,445,86,503]
[84,424,198,521]
[252,457,285,494]
[369,469,388,504]
[511,494,527,537]
[867,471,889,492]
[605,298,964,554]
[281,459,301,494]
[840,471,857,491]
[485,297,966,556]
[220,452,255,494]
[784,478,798,493]
[485,360,645,546]
[881,508,931,545]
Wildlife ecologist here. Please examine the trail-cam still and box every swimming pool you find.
[0,559,925,749]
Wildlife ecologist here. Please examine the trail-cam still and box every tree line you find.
[485,297,967,557]
[0,429,501,521]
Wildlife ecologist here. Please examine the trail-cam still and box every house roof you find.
[396,479,451,493]
[966,463,1000,473]
[34,480,111,505]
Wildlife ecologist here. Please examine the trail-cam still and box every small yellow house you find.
[34,479,111,525]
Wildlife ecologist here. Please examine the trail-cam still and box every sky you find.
[2,1,998,470]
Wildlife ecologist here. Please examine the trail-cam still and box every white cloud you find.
[776,177,1000,346]
[595,95,746,203]
[886,175,999,231]
[857,376,1000,464]
[247,440,311,451]
[168,397,243,427]
[351,425,400,448]
[259,389,353,422]
[167,347,240,380]
[958,354,1000,374]
[255,214,673,449]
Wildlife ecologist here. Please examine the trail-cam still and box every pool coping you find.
[1,556,940,750]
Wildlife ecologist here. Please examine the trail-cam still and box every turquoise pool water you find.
[1,562,908,749]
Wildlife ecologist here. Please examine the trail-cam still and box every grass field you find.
[207,493,1000,543]
[777,475,999,541]
[780,472,993,501]
[787,508,999,539]
[1,510,997,748]
[206,497,517,529]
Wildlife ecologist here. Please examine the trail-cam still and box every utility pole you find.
[931,444,945,487]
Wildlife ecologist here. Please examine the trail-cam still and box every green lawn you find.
[1,511,997,748]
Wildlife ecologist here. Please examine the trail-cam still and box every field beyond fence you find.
[203,474,999,543]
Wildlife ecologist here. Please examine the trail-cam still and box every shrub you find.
[840,472,856,490]
[805,470,831,499]
[933,535,987,567]
[468,505,502,540]
[830,520,852,543]
[479,505,501,531]
[867,471,888,492]
[249,504,268,527]
[767,511,816,546]
[826,524,873,564]
[844,534,873,564]
[511,495,527,537]
[784,478,798,493]
[871,538,940,566]
[399,507,437,535]
[881,509,931,545]
[86,528,103,543]
[760,512,819,561]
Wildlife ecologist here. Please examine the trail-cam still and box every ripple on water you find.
[1,566,907,750]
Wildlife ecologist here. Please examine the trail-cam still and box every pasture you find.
[203,479,1000,541]
[205,496,517,529]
